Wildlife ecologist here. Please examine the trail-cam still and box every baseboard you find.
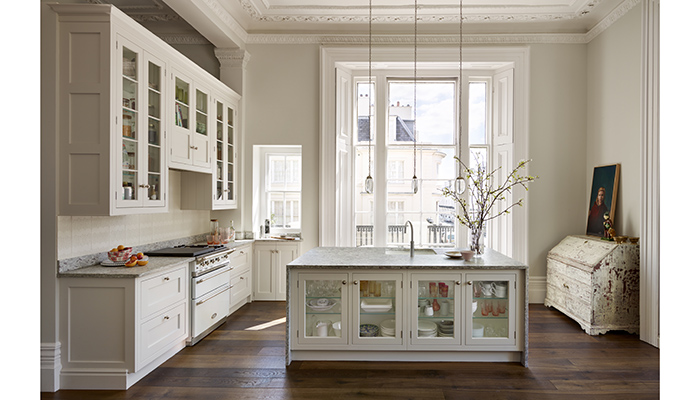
[40,342,61,393]
[528,275,546,304]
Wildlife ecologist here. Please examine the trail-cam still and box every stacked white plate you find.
[437,320,454,337]
[417,320,438,338]
[380,319,396,337]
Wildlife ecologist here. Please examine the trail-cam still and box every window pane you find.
[388,81,455,145]
[469,82,487,145]
[357,82,375,143]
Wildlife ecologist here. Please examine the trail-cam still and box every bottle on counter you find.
[229,220,236,241]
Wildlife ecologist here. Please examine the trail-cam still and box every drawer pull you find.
[563,283,570,289]
[163,315,170,320]
[211,313,218,320]
[163,277,170,281]
[240,276,245,280]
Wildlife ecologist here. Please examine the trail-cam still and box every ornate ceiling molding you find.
[215,48,251,68]
[246,32,588,45]
[158,33,211,45]
[86,0,181,22]
[585,0,641,42]
[238,0,604,23]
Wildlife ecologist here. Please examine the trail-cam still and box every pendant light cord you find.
[413,0,418,181]
[368,0,372,181]
[458,0,463,173]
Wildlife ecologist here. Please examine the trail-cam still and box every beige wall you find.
[527,43,589,278]
[587,4,642,238]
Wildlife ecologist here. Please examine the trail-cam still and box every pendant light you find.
[454,0,467,194]
[411,0,419,195]
[364,0,374,194]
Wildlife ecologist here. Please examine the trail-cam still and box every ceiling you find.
[89,0,634,47]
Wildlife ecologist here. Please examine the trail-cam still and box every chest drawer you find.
[138,302,187,367]
[140,267,188,319]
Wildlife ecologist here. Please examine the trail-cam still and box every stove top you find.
[145,245,226,257]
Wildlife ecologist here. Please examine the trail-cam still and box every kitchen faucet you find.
[405,220,415,257]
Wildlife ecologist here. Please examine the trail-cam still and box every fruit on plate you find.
[136,252,144,260]
[137,259,149,266]
[125,259,138,267]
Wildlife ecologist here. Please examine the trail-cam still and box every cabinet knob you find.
[342,280,347,285]
[190,145,198,150]
[353,280,358,285]
[163,277,170,281]
[163,315,170,320]
[455,281,461,286]
[240,276,244,280]
[563,283,570,289]
[466,281,473,285]
[211,313,218,319]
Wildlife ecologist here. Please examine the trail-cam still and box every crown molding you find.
[215,48,251,68]
[585,0,641,42]
[158,33,212,45]
[246,33,588,45]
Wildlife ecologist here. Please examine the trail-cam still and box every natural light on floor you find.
[245,317,287,331]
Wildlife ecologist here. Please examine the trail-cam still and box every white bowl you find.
[473,323,484,337]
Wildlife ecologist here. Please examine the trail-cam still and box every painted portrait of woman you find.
[586,164,620,236]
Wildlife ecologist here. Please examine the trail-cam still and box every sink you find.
[385,248,437,255]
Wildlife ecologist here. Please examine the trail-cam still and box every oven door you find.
[192,283,230,341]
[192,263,232,298]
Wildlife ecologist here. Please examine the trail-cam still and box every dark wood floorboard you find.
[41,303,659,399]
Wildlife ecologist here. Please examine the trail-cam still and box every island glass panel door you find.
[298,273,348,345]
[465,272,517,347]
[351,273,403,346]
[410,273,462,346]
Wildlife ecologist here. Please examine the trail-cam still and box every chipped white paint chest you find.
[544,235,640,335]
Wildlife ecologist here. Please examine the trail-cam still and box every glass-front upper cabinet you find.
[297,273,348,345]
[226,105,236,203]
[215,101,225,201]
[352,273,403,346]
[410,273,462,346]
[117,38,166,209]
[170,68,211,171]
[466,273,517,347]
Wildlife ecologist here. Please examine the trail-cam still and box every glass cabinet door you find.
[215,100,225,201]
[226,105,235,202]
[352,273,403,345]
[410,273,462,345]
[145,55,164,205]
[466,273,517,347]
[120,44,139,203]
[174,76,189,130]
[298,273,348,344]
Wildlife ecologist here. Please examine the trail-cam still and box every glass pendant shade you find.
[365,175,374,194]
[411,176,419,194]
[455,176,466,194]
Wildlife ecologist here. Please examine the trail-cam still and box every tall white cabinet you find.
[52,3,241,215]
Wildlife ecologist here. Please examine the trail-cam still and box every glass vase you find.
[469,226,485,257]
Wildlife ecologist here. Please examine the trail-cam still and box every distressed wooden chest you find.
[544,235,639,335]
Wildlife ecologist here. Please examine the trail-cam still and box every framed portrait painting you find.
[586,164,620,236]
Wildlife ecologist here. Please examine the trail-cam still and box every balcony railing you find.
[355,225,455,247]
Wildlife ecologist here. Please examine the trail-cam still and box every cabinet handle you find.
[466,281,472,285]
[563,283,570,289]
[163,315,170,320]
[353,280,358,285]
[240,276,244,280]
[342,280,347,285]
[163,277,170,281]
[190,145,198,150]
[211,313,218,320]
[455,281,461,286]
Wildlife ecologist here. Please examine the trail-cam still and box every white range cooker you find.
[145,245,235,345]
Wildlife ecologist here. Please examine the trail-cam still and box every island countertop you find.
[287,247,527,270]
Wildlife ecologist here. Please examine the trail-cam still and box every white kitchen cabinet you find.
[180,92,241,210]
[229,244,252,314]
[53,5,169,215]
[58,262,189,390]
[51,4,242,215]
[253,241,300,301]
[289,268,525,363]
[168,67,212,172]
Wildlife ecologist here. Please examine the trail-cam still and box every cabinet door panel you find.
[465,272,517,348]
[297,272,349,346]
[351,272,404,347]
[410,273,462,347]
[253,245,276,300]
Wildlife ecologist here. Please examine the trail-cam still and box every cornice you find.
[585,0,641,42]
[158,33,212,45]
[215,48,251,68]
[246,33,588,45]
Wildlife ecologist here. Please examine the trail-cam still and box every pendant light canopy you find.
[364,0,374,194]
[411,0,419,195]
[454,0,466,194]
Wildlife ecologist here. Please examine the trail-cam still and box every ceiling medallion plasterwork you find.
[238,0,604,23]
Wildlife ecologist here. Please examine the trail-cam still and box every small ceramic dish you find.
[460,250,475,261]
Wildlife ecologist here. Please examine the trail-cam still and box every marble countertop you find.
[58,256,193,279]
[288,247,527,270]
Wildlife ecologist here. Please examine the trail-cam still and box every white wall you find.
[528,44,589,281]
[587,4,642,238]
[56,170,210,259]
[238,44,320,254]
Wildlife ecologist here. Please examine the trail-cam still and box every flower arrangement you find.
[442,153,538,255]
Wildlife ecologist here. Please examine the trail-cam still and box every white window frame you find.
[320,46,530,263]
[253,145,302,236]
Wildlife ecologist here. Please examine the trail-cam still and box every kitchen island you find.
[286,247,529,366]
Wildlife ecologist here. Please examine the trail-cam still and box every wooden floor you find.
[42,302,659,399]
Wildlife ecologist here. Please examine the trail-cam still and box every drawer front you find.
[139,302,187,367]
[547,258,591,285]
[140,267,188,319]
[230,247,251,272]
[230,268,252,307]
[193,285,230,338]
[193,265,232,298]
[546,283,591,324]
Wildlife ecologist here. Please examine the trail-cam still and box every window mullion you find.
[374,72,388,247]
